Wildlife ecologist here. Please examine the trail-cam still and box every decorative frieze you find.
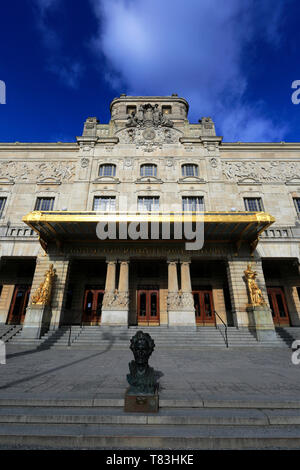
[0,160,75,183]
[222,160,300,183]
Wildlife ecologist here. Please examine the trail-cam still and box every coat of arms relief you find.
[116,103,182,152]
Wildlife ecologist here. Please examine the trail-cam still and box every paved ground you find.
[0,343,300,405]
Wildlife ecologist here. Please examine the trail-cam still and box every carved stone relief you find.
[0,160,76,183]
[222,160,300,183]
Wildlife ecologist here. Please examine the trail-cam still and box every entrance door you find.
[7,285,31,325]
[193,289,215,325]
[82,286,104,325]
[267,287,290,326]
[137,288,159,325]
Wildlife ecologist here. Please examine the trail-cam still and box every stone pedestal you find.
[101,260,129,326]
[167,260,196,328]
[124,390,159,413]
[21,305,51,339]
[247,305,276,342]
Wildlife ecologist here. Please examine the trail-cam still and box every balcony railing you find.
[0,225,38,238]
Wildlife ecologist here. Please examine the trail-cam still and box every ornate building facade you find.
[1,94,300,341]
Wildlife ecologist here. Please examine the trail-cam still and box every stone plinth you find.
[124,389,159,413]
[21,304,51,339]
[246,305,276,342]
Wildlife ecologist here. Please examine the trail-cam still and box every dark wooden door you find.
[137,289,159,325]
[267,287,290,326]
[193,289,215,325]
[7,285,31,325]
[82,287,104,325]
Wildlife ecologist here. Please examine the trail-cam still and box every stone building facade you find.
[1,94,300,340]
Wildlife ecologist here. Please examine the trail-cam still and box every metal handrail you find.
[214,310,228,348]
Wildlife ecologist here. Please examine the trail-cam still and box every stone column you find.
[167,260,196,328]
[0,285,15,324]
[227,257,275,341]
[101,259,129,326]
[22,255,70,339]
[104,260,116,293]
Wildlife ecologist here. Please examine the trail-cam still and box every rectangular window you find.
[34,197,54,211]
[244,197,263,211]
[182,196,204,212]
[93,196,116,211]
[182,164,198,177]
[293,198,300,214]
[138,196,160,212]
[0,197,7,217]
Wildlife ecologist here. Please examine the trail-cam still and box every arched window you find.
[140,164,157,177]
[99,164,116,177]
[181,164,199,177]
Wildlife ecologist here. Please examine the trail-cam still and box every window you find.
[244,197,263,211]
[34,197,54,211]
[162,105,171,114]
[93,196,116,211]
[99,164,116,177]
[138,196,160,212]
[0,197,7,217]
[182,196,204,212]
[126,105,136,115]
[140,164,157,177]
[182,164,199,177]
[293,198,300,215]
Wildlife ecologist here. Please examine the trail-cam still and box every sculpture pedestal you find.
[124,389,159,413]
[246,305,276,342]
[21,305,51,339]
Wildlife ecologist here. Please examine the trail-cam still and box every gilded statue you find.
[31,264,56,306]
[244,263,265,306]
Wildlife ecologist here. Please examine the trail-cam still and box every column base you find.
[21,305,51,339]
[168,310,196,328]
[101,309,128,326]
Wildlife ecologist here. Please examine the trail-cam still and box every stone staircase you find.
[275,327,300,348]
[0,398,300,449]
[0,325,22,342]
[6,324,296,349]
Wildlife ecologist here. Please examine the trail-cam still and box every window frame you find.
[93,196,116,211]
[137,196,160,212]
[293,197,300,215]
[181,164,199,177]
[140,164,157,177]
[243,197,264,212]
[182,196,205,212]
[34,197,55,211]
[0,197,7,218]
[98,164,117,178]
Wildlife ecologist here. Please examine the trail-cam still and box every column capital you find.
[106,259,117,265]
[167,260,178,265]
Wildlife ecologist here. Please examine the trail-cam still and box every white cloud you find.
[90,0,287,141]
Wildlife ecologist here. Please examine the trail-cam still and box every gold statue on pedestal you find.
[31,264,56,306]
[244,263,265,306]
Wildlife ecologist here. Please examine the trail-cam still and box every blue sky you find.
[0,0,300,142]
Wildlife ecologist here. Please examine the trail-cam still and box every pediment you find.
[136,176,163,184]
[37,177,61,185]
[237,177,261,185]
[178,176,205,184]
[286,177,300,185]
[93,176,119,184]
[0,177,14,185]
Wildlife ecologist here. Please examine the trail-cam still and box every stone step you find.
[0,406,299,426]
[0,422,300,449]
